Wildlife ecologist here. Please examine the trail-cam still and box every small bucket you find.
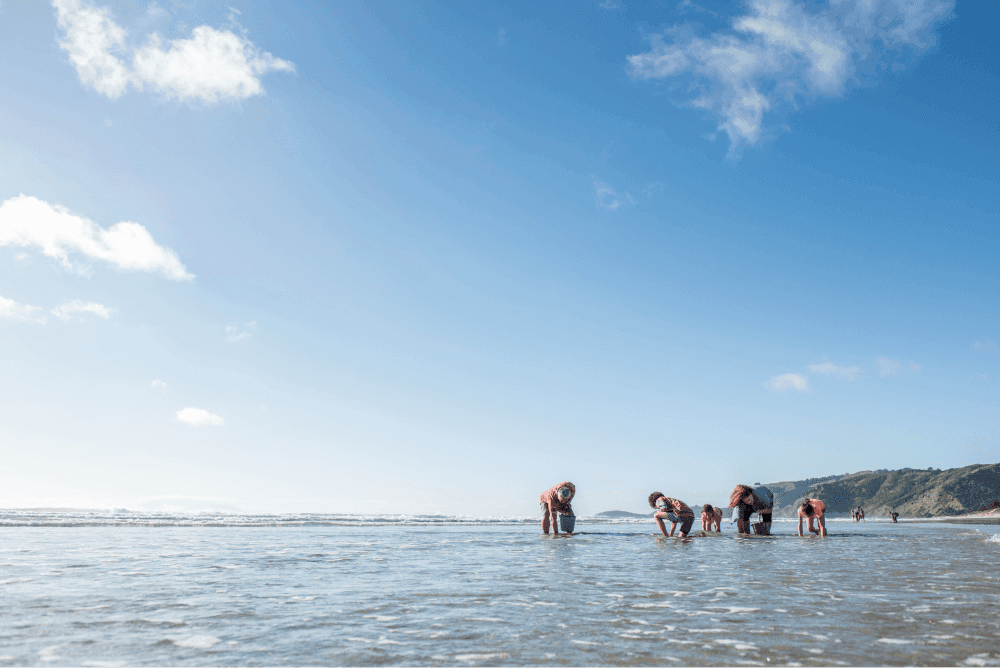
[559,514,576,533]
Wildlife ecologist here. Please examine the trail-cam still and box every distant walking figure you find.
[857,507,865,522]
[797,498,828,537]
[540,482,575,535]
[730,484,775,535]
[648,492,695,538]
[702,504,723,532]
[890,511,899,523]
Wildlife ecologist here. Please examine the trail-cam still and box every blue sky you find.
[0,0,996,515]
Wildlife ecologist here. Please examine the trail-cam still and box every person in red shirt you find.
[701,504,723,532]
[797,498,828,537]
[648,492,695,538]
[540,482,575,535]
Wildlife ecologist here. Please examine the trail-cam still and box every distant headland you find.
[763,462,1000,518]
[597,462,1000,519]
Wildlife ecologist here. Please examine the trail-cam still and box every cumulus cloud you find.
[627,0,954,154]
[0,295,46,323]
[876,356,920,377]
[53,0,294,103]
[807,360,862,380]
[51,300,113,321]
[53,0,130,97]
[766,372,808,392]
[226,321,256,343]
[0,195,192,280]
[176,407,224,427]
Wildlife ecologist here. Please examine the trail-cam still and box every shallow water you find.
[1,515,998,666]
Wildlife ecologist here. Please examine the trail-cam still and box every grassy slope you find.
[766,463,1000,518]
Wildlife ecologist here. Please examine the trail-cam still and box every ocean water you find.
[1,512,999,666]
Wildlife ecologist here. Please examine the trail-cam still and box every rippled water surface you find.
[1,515,999,666]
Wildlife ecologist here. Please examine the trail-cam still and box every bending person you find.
[648,492,695,538]
[797,498,828,537]
[730,484,774,535]
[540,482,575,535]
[702,504,723,532]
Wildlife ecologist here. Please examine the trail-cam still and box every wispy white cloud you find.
[53,0,131,97]
[0,195,192,280]
[226,321,257,343]
[875,356,920,377]
[807,360,862,380]
[973,338,997,355]
[151,379,167,390]
[627,0,954,154]
[176,407,224,427]
[51,300,113,321]
[497,27,507,46]
[766,372,808,392]
[0,295,46,323]
[593,180,633,210]
[53,0,294,103]
[600,1,620,8]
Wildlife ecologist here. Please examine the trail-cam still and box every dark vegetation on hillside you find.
[766,463,1000,518]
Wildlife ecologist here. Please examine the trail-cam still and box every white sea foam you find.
[38,647,60,662]
[454,653,509,661]
[985,534,1000,545]
[708,606,759,614]
[571,640,601,645]
[877,638,912,644]
[171,635,220,649]
[715,639,759,650]
[0,577,32,585]
[363,615,399,621]
[81,661,127,667]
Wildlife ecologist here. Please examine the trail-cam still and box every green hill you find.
[766,463,1000,518]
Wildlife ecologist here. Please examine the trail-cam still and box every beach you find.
[1,512,999,666]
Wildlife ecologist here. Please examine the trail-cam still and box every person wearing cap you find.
[701,504,723,532]
[648,492,695,538]
[730,484,774,535]
[797,498,828,537]
[540,482,576,535]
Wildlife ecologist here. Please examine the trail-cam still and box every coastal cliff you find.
[765,463,1000,518]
